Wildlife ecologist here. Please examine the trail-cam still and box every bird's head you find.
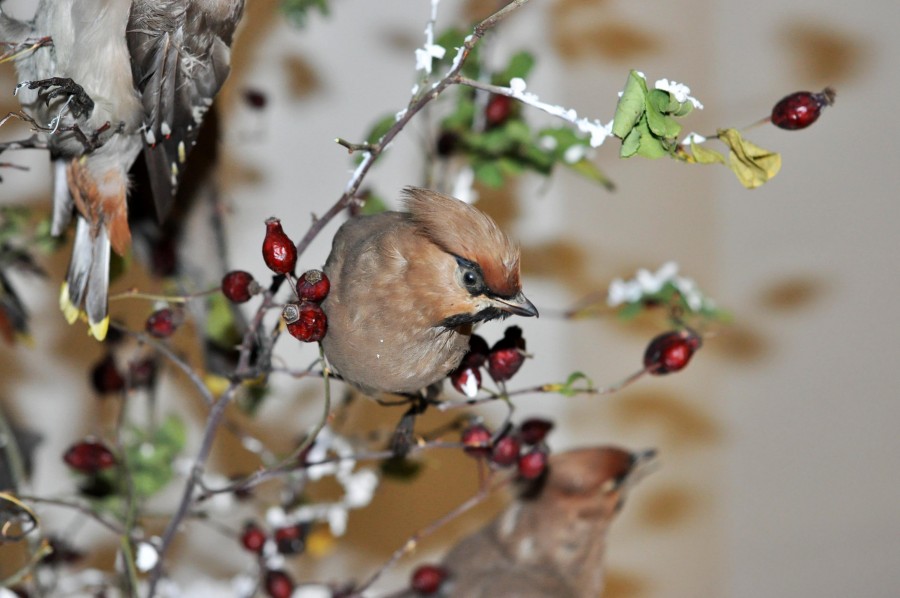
[403,186,538,330]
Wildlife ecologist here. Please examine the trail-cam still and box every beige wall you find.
[1,0,898,596]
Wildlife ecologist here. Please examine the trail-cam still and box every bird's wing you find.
[126,0,244,220]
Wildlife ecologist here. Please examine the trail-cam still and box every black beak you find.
[495,292,539,318]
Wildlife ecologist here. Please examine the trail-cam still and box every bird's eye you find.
[455,258,486,295]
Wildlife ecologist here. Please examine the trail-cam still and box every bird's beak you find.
[494,292,539,318]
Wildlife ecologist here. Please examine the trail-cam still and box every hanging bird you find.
[321,187,538,398]
[438,446,656,598]
[0,0,244,340]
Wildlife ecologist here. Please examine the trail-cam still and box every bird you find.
[321,186,538,398]
[436,446,657,598]
[0,0,244,340]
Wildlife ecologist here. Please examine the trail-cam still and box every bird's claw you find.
[20,77,94,118]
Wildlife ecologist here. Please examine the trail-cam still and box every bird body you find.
[321,187,537,396]
[0,0,244,339]
[439,447,655,598]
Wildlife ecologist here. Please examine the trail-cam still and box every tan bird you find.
[321,187,538,397]
[438,446,656,598]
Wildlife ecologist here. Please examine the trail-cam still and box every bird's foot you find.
[17,77,94,118]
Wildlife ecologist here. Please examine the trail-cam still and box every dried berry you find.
[436,131,460,156]
[283,301,327,342]
[64,440,116,474]
[240,522,267,554]
[487,326,527,382]
[490,435,522,467]
[643,329,702,375]
[296,269,330,303]
[274,524,308,555]
[90,354,125,394]
[411,563,448,595]
[519,418,554,445]
[450,364,482,398]
[485,94,513,127]
[244,88,268,110]
[264,569,294,598]
[771,87,835,130]
[461,424,492,458]
[464,334,490,368]
[517,448,548,480]
[262,218,297,275]
[222,270,259,303]
[145,308,179,338]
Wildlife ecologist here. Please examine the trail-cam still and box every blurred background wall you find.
[1,0,898,596]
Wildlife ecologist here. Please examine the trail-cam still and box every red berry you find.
[264,569,294,598]
[145,308,180,338]
[771,87,835,130]
[64,440,116,474]
[274,524,308,555]
[461,424,492,458]
[517,448,548,480]
[490,435,522,467]
[519,418,554,445]
[487,326,527,382]
[296,269,330,303]
[450,364,482,398]
[643,329,702,375]
[411,563,448,595]
[244,88,268,110]
[222,270,259,303]
[485,94,513,127]
[240,522,267,554]
[262,218,297,275]
[90,354,125,394]
[283,301,327,342]
[464,334,490,368]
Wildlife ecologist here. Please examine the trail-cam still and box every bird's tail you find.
[60,216,110,341]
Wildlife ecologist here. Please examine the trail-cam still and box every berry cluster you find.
[460,417,553,479]
[449,326,529,397]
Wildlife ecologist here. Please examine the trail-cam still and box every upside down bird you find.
[321,187,538,398]
[0,0,244,339]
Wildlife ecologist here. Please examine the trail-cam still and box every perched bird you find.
[438,446,656,598]
[0,0,244,339]
[321,187,538,397]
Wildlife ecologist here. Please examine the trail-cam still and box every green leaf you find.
[436,29,479,78]
[494,51,536,86]
[717,128,782,189]
[359,193,388,215]
[281,0,329,28]
[473,161,504,188]
[612,70,649,139]
[645,100,682,139]
[634,119,669,159]
[616,301,644,320]
[672,101,694,118]
[365,114,396,145]
[648,89,672,114]
[620,125,642,158]
[566,158,615,190]
[557,371,594,397]
[206,294,241,347]
[690,140,725,165]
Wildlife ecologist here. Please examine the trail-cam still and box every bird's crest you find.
[403,187,521,297]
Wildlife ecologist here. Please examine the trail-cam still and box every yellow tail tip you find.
[59,283,80,325]
[89,317,109,341]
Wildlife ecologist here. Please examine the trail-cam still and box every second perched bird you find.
[321,187,538,397]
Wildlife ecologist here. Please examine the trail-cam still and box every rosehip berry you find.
[274,524,308,555]
[264,569,294,598]
[411,563,448,595]
[240,522,267,554]
[145,308,179,338]
[465,334,490,368]
[490,435,522,467]
[771,87,836,130]
[283,301,327,342]
[450,364,482,398]
[517,448,548,480]
[487,326,527,382]
[90,354,125,394]
[519,418,554,445]
[296,269,330,303]
[643,329,702,375]
[262,217,297,275]
[222,270,259,303]
[461,424,492,458]
[64,440,116,474]
[485,94,513,127]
